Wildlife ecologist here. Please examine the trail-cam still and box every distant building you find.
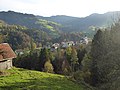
[50,43,60,51]
[80,36,89,44]
[0,43,16,70]
[52,43,60,49]
[15,49,24,56]
[61,41,75,48]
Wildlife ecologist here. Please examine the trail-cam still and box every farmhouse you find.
[0,43,16,70]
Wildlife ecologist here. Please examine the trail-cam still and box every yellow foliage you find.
[44,60,54,73]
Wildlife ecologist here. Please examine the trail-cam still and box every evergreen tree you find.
[77,45,87,69]
[70,47,79,72]
[52,49,65,74]
[90,29,105,86]
[91,25,120,90]
[39,48,49,71]
[66,47,72,64]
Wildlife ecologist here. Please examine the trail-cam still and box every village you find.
[0,35,91,70]
[15,36,91,56]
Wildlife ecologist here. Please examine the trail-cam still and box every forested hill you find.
[0,20,53,50]
[0,11,61,35]
[38,11,120,32]
[0,11,119,33]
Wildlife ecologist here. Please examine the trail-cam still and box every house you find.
[15,49,24,56]
[80,36,89,44]
[61,41,75,48]
[51,43,60,51]
[0,43,16,70]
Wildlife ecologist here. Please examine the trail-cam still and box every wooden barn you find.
[0,43,16,70]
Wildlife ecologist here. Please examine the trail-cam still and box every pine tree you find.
[90,29,105,85]
[91,26,120,90]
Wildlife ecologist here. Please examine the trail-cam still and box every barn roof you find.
[0,43,16,61]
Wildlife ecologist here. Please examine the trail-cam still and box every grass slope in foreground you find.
[0,68,84,90]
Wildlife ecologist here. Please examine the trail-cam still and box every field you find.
[0,68,85,90]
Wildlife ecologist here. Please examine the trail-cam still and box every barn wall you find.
[0,59,12,70]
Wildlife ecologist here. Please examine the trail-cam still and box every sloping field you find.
[0,68,84,90]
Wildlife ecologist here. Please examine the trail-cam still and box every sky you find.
[0,0,120,17]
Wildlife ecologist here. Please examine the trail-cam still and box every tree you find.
[70,47,79,72]
[81,53,92,84]
[44,58,54,73]
[66,47,72,64]
[90,25,120,90]
[90,29,105,86]
[39,48,49,71]
[77,45,87,69]
[52,49,65,74]
[82,54,92,72]
[30,38,36,51]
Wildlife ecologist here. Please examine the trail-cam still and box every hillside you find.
[0,11,119,34]
[0,10,119,39]
[38,11,120,32]
[0,68,85,90]
[0,20,52,50]
[0,11,61,36]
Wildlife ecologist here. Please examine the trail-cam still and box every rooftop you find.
[0,43,16,61]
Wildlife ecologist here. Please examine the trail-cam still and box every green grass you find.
[0,68,84,90]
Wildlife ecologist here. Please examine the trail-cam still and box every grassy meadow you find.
[0,68,85,90]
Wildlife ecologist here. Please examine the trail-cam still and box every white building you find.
[62,41,75,48]
[80,36,89,44]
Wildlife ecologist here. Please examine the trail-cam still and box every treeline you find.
[13,45,87,75]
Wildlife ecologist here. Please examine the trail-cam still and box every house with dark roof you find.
[0,43,16,70]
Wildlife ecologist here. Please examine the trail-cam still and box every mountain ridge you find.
[0,10,119,33]
[38,11,120,32]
